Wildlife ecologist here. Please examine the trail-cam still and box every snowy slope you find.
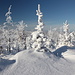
[53,46,75,61]
[62,50,75,60]
[0,49,75,75]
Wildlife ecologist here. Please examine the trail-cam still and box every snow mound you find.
[62,49,75,61]
[53,46,75,61]
[0,50,75,75]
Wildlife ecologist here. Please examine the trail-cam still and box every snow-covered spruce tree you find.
[3,5,13,53]
[0,25,12,54]
[16,20,27,51]
[31,4,49,52]
[57,20,73,48]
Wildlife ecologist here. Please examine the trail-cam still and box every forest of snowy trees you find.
[0,4,75,55]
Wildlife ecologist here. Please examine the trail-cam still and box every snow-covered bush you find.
[47,28,59,49]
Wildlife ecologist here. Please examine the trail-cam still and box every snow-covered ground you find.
[0,47,75,75]
[62,47,75,61]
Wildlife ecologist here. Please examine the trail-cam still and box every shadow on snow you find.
[0,58,15,71]
[53,46,75,57]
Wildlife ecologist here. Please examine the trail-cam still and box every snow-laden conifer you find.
[16,20,27,51]
[57,20,74,48]
[31,4,50,52]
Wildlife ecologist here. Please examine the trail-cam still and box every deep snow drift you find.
[0,48,75,75]
[62,47,75,61]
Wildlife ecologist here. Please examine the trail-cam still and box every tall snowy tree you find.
[63,20,69,40]
[57,20,73,48]
[2,5,13,53]
[31,4,49,52]
[16,20,27,51]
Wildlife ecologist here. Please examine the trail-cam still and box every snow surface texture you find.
[0,48,75,75]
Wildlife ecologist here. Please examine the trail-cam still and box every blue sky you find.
[0,0,75,31]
